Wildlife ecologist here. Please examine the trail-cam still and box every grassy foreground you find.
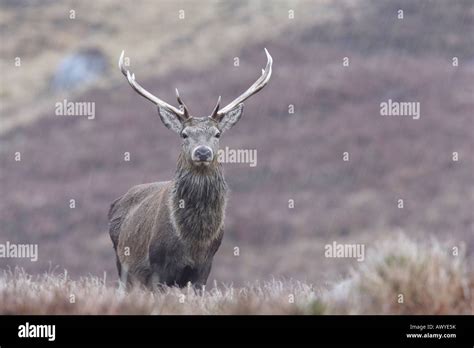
[1,234,472,315]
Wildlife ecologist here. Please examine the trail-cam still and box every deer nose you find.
[193,146,213,161]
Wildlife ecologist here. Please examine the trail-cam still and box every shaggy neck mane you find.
[170,153,227,242]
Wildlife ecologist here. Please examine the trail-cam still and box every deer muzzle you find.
[192,146,213,164]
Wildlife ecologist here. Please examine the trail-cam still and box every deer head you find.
[118,49,272,168]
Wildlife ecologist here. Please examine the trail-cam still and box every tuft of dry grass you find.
[0,233,472,315]
[325,233,473,314]
[0,268,320,314]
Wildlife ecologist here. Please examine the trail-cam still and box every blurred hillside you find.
[0,0,473,285]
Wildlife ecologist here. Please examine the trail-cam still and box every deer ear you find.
[157,106,183,133]
[218,103,244,133]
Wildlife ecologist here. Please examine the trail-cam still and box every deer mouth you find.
[193,160,211,167]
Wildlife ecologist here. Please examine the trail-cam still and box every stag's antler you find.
[175,88,190,118]
[211,48,273,118]
[118,50,188,119]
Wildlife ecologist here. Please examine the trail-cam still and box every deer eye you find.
[215,131,221,138]
[181,132,188,139]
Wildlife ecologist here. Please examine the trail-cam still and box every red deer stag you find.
[109,49,272,289]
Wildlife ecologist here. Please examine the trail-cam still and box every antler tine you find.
[118,50,185,117]
[216,48,273,116]
[175,88,190,118]
[210,96,222,119]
